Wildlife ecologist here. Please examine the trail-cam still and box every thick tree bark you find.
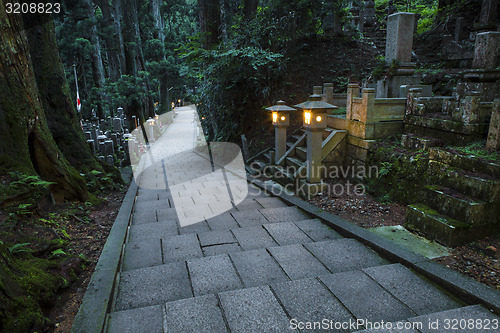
[0,2,88,202]
[23,15,103,174]
[82,0,107,119]
[199,0,221,47]
[96,0,122,81]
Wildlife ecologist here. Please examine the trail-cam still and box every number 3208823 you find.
[6,3,61,14]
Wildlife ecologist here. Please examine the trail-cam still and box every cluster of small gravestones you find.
[82,110,134,167]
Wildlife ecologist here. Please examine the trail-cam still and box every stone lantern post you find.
[266,101,296,163]
[294,95,337,196]
[146,117,155,143]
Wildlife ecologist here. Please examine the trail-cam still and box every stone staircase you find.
[249,126,347,189]
[405,147,500,247]
[104,186,500,332]
[363,25,387,54]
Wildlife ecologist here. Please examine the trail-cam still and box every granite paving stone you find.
[219,286,297,333]
[363,264,462,315]
[230,249,289,287]
[162,234,203,263]
[133,201,164,216]
[206,212,240,230]
[179,220,211,234]
[164,294,228,333]
[320,270,416,323]
[114,262,192,311]
[231,226,278,250]
[255,197,289,209]
[408,305,500,333]
[107,305,163,333]
[187,254,243,296]
[260,206,310,223]
[156,208,178,222]
[128,221,178,242]
[131,210,157,225]
[294,219,343,242]
[202,243,242,256]
[122,240,162,271]
[234,200,263,211]
[268,244,330,279]
[197,230,236,246]
[263,222,313,246]
[305,239,388,273]
[272,278,354,333]
[230,210,267,227]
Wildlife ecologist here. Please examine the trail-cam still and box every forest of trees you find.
[0,0,459,208]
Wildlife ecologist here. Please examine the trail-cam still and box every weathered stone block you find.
[486,99,500,151]
[472,32,500,69]
[386,12,416,64]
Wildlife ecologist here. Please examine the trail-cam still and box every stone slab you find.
[187,254,243,296]
[114,262,192,311]
[107,305,163,333]
[128,221,178,242]
[305,239,388,273]
[179,220,211,234]
[230,210,267,227]
[320,270,416,323]
[272,278,354,333]
[268,244,330,279]
[294,219,343,242]
[255,197,289,209]
[354,321,420,333]
[202,243,242,256]
[133,201,164,216]
[263,222,313,246]
[162,234,203,263]
[198,230,236,246]
[260,206,310,223]
[363,264,462,315]
[219,286,297,333]
[132,210,157,225]
[206,212,240,230]
[230,249,289,287]
[164,294,228,333]
[231,226,278,250]
[156,208,178,222]
[234,200,263,211]
[122,240,162,271]
[408,305,500,333]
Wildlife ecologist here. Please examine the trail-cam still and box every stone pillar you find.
[472,32,500,69]
[460,91,481,124]
[113,117,123,132]
[306,129,323,184]
[313,86,323,96]
[323,83,334,104]
[274,126,287,163]
[486,99,500,151]
[346,83,360,120]
[454,17,465,42]
[480,0,498,28]
[385,12,415,64]
[87,139,95,155]
[360,88,376,123]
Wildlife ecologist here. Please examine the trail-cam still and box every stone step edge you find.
[249,178,500,317]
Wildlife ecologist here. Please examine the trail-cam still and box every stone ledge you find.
[249,178,500,316]
[71,180,138,333]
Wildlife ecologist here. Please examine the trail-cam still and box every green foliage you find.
[378,161,393,178]
[8,243,33,255]
[375,0,438,34]
[0,172,55,208]
[454,141,500,162]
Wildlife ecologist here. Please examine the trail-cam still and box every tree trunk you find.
[82,0,107,119]
[199,0,221,47]
[0,3,88,202]
[97,0,122,81]
[244,0,258,19]
[23,14,103,174]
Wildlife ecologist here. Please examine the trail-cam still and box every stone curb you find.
[71,180,138,333]
[250,178,500,316]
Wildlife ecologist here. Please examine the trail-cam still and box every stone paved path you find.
[106,106,500,332]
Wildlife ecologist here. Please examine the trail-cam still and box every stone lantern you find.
[266,101,296,163]
[146,117,155,143]
[294,94,337,195]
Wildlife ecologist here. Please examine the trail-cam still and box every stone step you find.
[424,185,487,225]
[401,134,441,151]
[295,146,307,160]
[107,263,471,333]
[429,147,500,179]
[113,237,390,313]
[429,160,500,203]
[404,203,470,247]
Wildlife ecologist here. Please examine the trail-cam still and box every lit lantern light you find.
[294,94,337,130]
[316,115,322,122]
[304,111,311,125]
[265,100,296,164]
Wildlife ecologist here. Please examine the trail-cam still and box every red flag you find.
[76,90,81,112]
